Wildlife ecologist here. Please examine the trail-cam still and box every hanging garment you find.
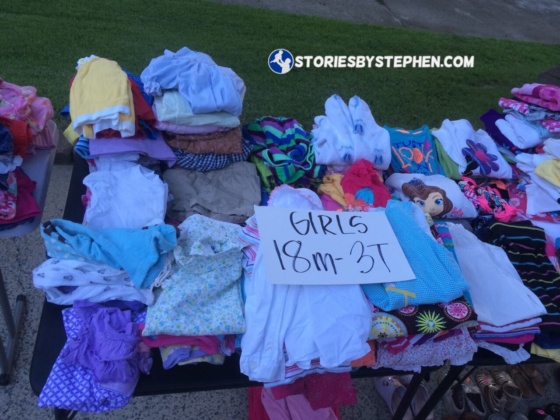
[375,328,477,372]
[0,170,16,219]
[0,167,41,227]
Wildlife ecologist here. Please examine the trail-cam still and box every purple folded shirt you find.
[89,133,177,167]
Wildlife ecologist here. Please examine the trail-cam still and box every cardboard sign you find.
[254,206,415,285]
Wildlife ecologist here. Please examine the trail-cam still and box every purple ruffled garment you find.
[38,300,151,412]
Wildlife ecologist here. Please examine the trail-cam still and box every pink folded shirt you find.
[512,83,560,111]
[139,324,221,354]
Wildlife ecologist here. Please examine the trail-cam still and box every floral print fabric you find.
[0,170,16,219]
[375,328,478,371]
[0,78,54,135]
[368,297,478,340]
[143,214,245,336]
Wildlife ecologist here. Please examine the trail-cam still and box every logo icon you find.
[268,49,294,74]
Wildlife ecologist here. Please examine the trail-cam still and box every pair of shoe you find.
[508,364,548,398]
[373,375,434,420]
[475,369,520,413]
[484,369,523,412]
[444,376,490,418]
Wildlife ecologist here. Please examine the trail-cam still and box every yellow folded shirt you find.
[70,57,135,138]
[531,342,560,363]
[535,159,560,188]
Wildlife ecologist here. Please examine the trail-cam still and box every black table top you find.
[29,154,439,398]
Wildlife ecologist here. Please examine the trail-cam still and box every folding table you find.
[29,153,444,420]
[0,121,58,385]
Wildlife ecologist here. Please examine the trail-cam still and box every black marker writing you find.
[350,241,390,274]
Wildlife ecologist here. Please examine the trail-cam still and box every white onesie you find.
[83,162,167,229]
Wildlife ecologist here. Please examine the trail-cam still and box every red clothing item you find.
[485,335,535,344]
[270,372,356,410]
[248,387,270,420]
[138,323,221,353]
[351,340,376,367]
[0,117,32,158]
[0,167,41,225]
[129,78,157,128]
[340,159,391,209]
[261,387,340,420]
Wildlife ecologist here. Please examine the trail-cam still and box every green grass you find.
[1,0,559,131]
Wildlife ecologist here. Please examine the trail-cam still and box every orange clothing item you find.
[351,340,376,367]
[0,117,32,158]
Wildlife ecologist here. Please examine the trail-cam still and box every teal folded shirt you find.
[361,200,469,311]
[41,219,177,289]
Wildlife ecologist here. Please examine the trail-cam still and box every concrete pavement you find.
[6,1,560,419]
[209,0,560,44]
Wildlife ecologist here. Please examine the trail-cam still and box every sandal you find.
[520,364,548,396]
[474,369,507,413]
[508,365,533,398]
[462,375,489,418]
[373,376,414,420]
[490,369,522,411]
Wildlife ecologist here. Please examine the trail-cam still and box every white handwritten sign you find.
[254,206,415,285]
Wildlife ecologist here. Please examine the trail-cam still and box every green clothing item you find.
[244,117,325,192]
[433,137,461,180]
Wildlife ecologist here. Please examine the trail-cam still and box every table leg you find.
[392,371,423,420]
[54,408,78,420]
[0,269,27,385]
[414,364,464,420]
